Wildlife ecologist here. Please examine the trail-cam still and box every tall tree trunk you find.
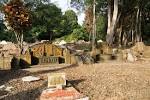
[106,0,119,46]
[135,7,142,42]
[107,0,111,36]
[118,23,122,47]
[92,0,96,51]
[139,10,142,42]
[20,33,23,54]
[14,32,24,55]
[135,8,140,42]
[14,32,24,67]
[91,0,97,62]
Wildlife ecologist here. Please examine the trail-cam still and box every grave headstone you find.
[48,73,66,88]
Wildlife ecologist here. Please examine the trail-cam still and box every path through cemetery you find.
[1,61,150,100]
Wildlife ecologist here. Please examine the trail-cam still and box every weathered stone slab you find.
[48,73,66,88]
[22,76,40,82]
[40,87,88,100]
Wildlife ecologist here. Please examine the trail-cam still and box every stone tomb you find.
[40,73,89,100]
[30,42,64,65]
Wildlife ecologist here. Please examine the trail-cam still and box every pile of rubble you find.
[97,42,150,63]
[0,41,18,57]
[122,42,150,62]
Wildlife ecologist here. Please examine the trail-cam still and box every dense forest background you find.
[0,0,150,46]
[0,0,89,43]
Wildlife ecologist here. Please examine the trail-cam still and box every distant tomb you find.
[30,42,64,65]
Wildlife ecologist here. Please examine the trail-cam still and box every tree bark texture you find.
[106,0,119,46]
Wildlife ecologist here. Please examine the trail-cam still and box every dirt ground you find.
[1,61,150,100]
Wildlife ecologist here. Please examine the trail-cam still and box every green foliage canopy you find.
[30,3,62,41]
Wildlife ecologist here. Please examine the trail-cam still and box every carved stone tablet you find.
[48,73,66,88]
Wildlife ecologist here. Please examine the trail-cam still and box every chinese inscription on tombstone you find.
[48,73,66,88]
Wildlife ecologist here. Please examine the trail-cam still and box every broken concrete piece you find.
[0,40,7,45]
[0,85,5,89]
[59,40,67,45]
[0,90,9,99]
[5,86,14,92]
[127,53,134,62]
[127,49,136,62]
[97,39,103,43]
[22,76,40,82]
[48,73,66,88]
[77,97,89,100]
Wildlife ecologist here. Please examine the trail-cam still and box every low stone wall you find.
[19,54,31,67]
[0,57,12,70]
[63,49,78,65]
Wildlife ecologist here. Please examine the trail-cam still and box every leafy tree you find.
[2,0,31,54]
[71,0,150,47]
[112,0,150,47]
[71,0,107,49]
[60,26,88,42]
[62,10,79,35]
[64,10,78,29]
[0,19,15,41]
[96,15,107,40]
[84,6,93,39]
[30,3,62,41]
[142,1,150,44]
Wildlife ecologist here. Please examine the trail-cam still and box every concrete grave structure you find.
[30,42,77,65]
[0,41,81,70]
[40,87,88,100]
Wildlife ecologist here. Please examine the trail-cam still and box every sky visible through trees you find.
[51,0,85,25]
